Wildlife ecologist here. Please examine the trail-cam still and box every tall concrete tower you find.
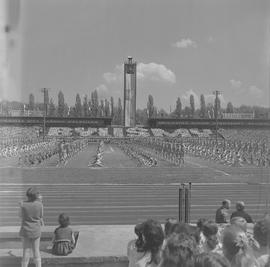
[123,57,136,127]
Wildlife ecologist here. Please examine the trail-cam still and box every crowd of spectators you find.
[127,204,270,267]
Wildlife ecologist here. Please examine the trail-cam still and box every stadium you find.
[1,0,270,266]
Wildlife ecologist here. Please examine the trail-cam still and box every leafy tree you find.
[74,93,82,117]
[136,108,148,125]
[183,106,191,118]
[83,95,89,117]
[214,96,221,118]
[117,97,123,125]
[104,99,110,117]
[48,98,56,117]
[90,90,99,117]
[206,103,214,119]
[226,102,234,113]
[64,103,69,117]
[200,94,206,118]
[110,97,114,118]
[190,94,195,117]
[99,99,105,117]
[57,91,65,117]
[158,108,169,117]
[29,93,35,111]
[147,94,155,118]
[174,97,182,118]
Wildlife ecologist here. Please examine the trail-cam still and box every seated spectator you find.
[127,219,164,267]
[169,222,200,246]
[216,199,231,224]
[231,201,253,223]
[127,223,145,267]
[158,232,197,267]
[164,218,178,238]
[230,217,259,251]
[198,220,221,254]
[194,252,231,267]
[52,213,75,256]
[222,225,259,267]
[230,217,247,232]
[253,214,270,264]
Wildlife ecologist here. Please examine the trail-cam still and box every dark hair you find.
[202,221,218,238]
[134,223,144,251]
[253,214,270,247]
[160,232,196,267]
[170,222,200,245]
[58,213,70,228]
[230,217,247,232]
[236,201,245,211]
[197,218,207,231]
[194,252,231,267]
[222,225,257,266]
[164,218,178,237]
[222,199,230,206]
[135,219,164,265]
[26,187,40,201]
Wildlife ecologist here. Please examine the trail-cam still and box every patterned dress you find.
[52,226,74,256]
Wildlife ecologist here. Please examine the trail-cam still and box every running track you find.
[0,183,269,226]
[0,144,269,226]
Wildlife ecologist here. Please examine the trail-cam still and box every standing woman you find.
[19,187,44,267]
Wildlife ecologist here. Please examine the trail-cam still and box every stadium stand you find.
[126,127,150,137]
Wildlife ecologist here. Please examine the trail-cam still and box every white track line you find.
[0,182,268,186]
[185,159,231,176]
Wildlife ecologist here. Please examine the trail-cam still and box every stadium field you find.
[0,143,269,226]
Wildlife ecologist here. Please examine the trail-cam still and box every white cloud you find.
[172,38,197,48]
[137,63,176,83]
[248,85,263,98]
[181,89,200,108]
[103,62,176,84]
[95,84,109,99]
[207,36,215,43]
[103,64,123,84]
[230,79,242,88]
[181,89,226,108]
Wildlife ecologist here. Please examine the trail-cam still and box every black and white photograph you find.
[0,0,270,266]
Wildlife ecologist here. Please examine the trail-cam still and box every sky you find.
[1,0,270,111]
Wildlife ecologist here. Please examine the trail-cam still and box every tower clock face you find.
[126,64,135,74]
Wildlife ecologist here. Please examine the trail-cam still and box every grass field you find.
[0,142,269,226]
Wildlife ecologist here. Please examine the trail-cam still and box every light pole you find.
[213,90,221,145]
[41,88,48,141]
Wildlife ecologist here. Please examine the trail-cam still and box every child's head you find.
[160,232,197,267]
[222,225,258,267]
[58,213,70,227]
[194,252,231,267]
[164,218,178,238]
[253,214,270,248]
[230,216,247,232]
[26,187,40,202]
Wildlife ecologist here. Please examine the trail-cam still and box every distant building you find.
[222,112,255,119]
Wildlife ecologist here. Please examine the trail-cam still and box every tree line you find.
[0,90,269,125]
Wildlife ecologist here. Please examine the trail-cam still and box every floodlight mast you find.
[41,88,49,141]
[213,90,221,145]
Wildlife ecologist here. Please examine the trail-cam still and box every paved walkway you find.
[0,225,135,267]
